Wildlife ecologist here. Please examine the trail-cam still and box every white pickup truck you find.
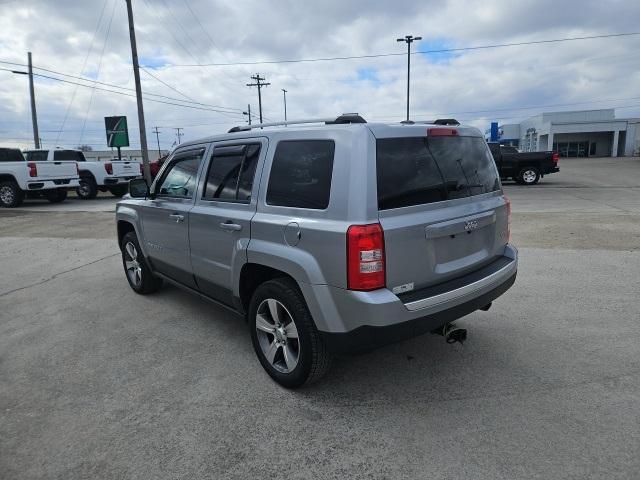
[0,147,79,208]
[24,149,142,199]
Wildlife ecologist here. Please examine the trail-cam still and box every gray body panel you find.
[116,121,517,337]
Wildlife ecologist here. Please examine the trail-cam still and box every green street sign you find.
[105,116,130,148]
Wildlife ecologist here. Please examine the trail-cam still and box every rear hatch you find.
[374,127,509,293]
[111,160,141,178]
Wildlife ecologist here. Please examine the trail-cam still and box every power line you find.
[79,0,117,144]
[167,31,640,67]
[55,0,110,145]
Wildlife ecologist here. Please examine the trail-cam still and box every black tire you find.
[108,185,128,197]
[76,175,98,199]
[44,188,68,203]
[121,231,163,294]
[516,167,540,185]
[248,278,331,388]
[0,181,24,208]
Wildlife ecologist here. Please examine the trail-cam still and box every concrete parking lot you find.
[1,157,639,479]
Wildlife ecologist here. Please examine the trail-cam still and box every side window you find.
[203,143,260,202]
[0,149,25,162]
[156,152,202,199]
[25,151,48,162]
[266,140,335,209]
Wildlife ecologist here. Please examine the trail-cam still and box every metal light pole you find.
[396,35,422,122]
[125,0,151,184]
[281,89,287,124]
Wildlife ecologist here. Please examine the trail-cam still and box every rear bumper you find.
[27,179,79,190]
[301,244,518,353]
[543,166,560,175]
[104,176,141,185]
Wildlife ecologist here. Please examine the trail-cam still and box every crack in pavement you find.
[0,252,120,298]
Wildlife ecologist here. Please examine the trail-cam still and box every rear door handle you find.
[169,213,185,223]
[220,221,242,231]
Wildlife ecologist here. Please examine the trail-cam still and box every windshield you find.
[376,136,501,210]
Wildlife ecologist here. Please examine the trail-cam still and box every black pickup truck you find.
[488,143,560,185]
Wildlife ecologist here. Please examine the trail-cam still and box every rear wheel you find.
[121,231,163,294]
[516,167,540,185]
[44,188,68,203]
[77,175,98,199]
[249,278,331,388]
[109,185,128,197]
[0,181,23,208]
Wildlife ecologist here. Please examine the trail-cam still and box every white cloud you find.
[0,0,639,150]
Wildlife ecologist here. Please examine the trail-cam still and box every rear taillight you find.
[76,163,80,175]
[552,152,559,163]
[347,223,385,291]
[104,162,113,175]
[27,162,37,177]
[504,195,512,242]
[427,128,458,137]
[139,163,143,175]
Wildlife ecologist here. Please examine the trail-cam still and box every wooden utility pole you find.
[27,52,40,149]
[125,0,151,184]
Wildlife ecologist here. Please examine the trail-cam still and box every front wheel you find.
[121,231,163,294]
[44,188,68,203]
[249,278,331,388]
[0,181,24,208]
[516,167,540,185]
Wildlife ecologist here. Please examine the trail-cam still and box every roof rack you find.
[228,113,366,133]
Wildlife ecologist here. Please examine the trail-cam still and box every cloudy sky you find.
[0,0,639,151]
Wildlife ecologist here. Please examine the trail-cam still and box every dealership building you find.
[486,109,640,157]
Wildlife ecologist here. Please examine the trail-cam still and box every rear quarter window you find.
[266,140,335,209]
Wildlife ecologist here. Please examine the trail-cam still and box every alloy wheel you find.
[124,242,143,287]
[255,298,300,373]
[522,169,537,183]
[0,185,15,205]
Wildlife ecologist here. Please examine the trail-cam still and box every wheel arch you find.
[0,173,19,184]
[238,263,301,315]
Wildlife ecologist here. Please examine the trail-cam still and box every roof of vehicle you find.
[176,115,483,150]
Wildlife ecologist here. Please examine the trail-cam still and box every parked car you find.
[116,114,518,387]
[0,147,79,208]
[487,143,559,185]
[24,149,142,199]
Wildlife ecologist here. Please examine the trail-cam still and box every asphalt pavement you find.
[1,157,639,479]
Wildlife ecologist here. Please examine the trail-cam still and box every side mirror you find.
[129,178,150,198]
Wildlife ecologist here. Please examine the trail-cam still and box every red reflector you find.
[347,223,385,291]
[104,162,113,175]
[428,128,458,137]
[27,162,37,177]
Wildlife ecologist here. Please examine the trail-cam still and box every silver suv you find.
[116,114,517,388]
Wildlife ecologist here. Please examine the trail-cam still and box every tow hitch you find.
[433,323,467,344]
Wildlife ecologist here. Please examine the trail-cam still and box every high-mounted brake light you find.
[347,223,385,291]
[27,162,37,177]
[427,128,458,137]
[104,162,113,175]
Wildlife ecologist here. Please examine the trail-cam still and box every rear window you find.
[53,150,86,162]
[376,136,500,210]
[266,140,335,209]
[0,149,25,162]
[24,151,48,162]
